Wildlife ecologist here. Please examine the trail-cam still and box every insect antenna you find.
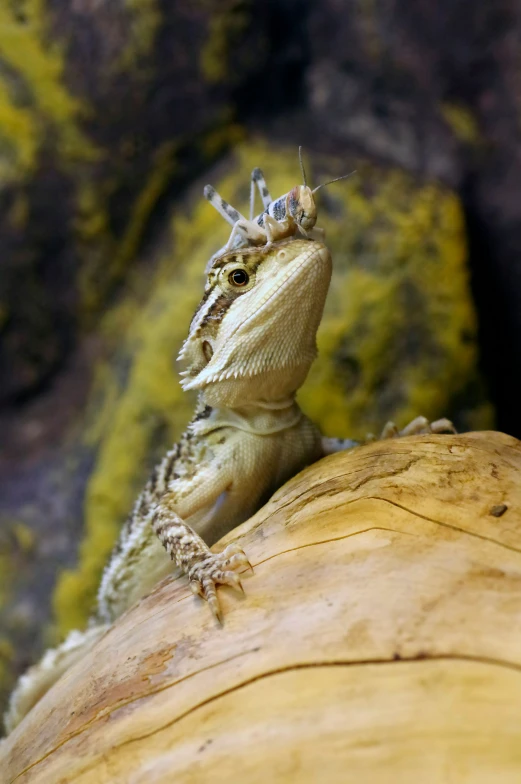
[312,171,356,194]
[249,176,256,221]
[298,146,308,188]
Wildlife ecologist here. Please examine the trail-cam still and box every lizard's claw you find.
[379,415,457,440]
[188,543,252,623]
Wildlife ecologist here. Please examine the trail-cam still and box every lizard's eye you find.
[228,269,249,287]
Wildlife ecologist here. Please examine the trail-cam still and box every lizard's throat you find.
[194,355,316,408]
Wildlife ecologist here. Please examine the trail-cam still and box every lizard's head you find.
[178,239,332,407]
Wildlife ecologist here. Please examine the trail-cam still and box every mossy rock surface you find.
[0,0,261,402]
[2,431,520,782]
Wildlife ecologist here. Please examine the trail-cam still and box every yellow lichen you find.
[111,142,177,281]
[0,637,15,711]
[0,78,37,178]
[10,522,35,555]
[118,0,161,72]
[441,102,482,146]
[74,181,111,244]
[52,139,492,634]
[201,119,245,159]
[0,521,34,613]
[7,192,29,230]
[0,1,99,179]
[76,142,177,320]
[0,554,13,608]
[300,159,492,437]
[200,0,251,84]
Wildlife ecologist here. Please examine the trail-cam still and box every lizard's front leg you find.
[378,416,456,439]
[321,436,360,456]
[153,494,252,622]
[321,417,456,456]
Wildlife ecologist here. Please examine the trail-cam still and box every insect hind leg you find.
[204,184,246,227]
[204,180,269,251]
[250,167,272,219]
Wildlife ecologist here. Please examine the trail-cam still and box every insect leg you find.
[204,184,246,227]
[225,218,267,251]
[262,214,296,245]
[251,167,272,213]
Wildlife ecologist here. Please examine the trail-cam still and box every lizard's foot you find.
[378,416,457,440]
[188,543,253,623]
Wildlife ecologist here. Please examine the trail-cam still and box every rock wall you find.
[2,0,520,722]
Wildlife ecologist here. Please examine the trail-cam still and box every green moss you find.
[52,139,492,634]
[441,102,482,146]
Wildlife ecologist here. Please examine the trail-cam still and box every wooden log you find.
[2,431,521,783]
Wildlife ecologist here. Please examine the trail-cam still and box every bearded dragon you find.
[4,236,454,734]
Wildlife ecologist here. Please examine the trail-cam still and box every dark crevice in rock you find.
[462,174,521,439]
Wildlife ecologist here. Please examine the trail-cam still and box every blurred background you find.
[0,0,519,719]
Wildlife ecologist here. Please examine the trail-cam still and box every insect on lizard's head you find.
[178,238,332,406]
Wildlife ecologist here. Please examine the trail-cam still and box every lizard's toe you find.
[188,544,252,621]
[200,576,222,623]
[221,543,254,573]
[430,417,457,434]
[378,415,457,439]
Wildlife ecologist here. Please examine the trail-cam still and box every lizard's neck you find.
[189,396,303,437]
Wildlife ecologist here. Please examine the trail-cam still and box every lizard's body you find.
[98,399,323,623]
[4,239,335,732]
[4,213,453,735]
[97,238,333,623]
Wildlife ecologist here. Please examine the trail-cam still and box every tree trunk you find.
[2,430,521,783]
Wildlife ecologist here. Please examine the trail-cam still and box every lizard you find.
[3,235,455,735]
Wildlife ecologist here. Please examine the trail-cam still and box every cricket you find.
[203,147,354,266]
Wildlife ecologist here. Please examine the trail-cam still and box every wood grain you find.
[2,431,521,783]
